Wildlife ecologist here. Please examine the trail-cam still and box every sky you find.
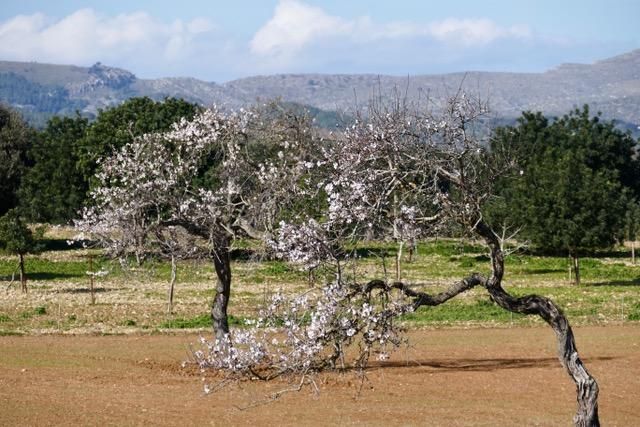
[0,0,638,82]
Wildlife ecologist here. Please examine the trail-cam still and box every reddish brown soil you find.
[1,326,638,426]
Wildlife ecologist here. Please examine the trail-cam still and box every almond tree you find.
[77,104,316,339]
[198,94,599,426]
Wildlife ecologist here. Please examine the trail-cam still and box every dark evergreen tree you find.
[624,201,640,264]
[488,106,638,284]
[19,115,89,223]
[76,97,199,187]
[0,104,35,216]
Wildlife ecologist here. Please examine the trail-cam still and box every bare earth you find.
[1,326,638,426]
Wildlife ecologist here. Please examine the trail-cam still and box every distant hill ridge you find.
[1,49,639,130]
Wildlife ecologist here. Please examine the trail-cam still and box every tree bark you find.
[18,253,26,293]
[211,242,232,341]
[485,286,599,426]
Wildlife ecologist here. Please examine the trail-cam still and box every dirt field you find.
[1,326,638,426]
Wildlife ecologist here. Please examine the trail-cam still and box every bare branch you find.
[361,274,485,310]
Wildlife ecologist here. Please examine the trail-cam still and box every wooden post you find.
[88,255,95,305]
[168,254,176,314]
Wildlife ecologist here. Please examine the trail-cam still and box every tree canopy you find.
[7,97,200,224]
[0,104,35,216]
[76,96,200,186]
[488,107,638,257]
[19,115,89,223]
[76,102,317,339]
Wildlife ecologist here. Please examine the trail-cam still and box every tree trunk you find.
[18,253,27,293]
[211,242,232,341]
[368,268,599,427]
[485,285,599,426]
[408,239,416,263]
[168,254,176,314]
[632,241,636,265]
[395,241,404,281]
[88,255,95,305]
[572,254,581,286]
[472,220,598,426]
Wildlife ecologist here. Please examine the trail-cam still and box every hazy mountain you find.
[1,49,639,130]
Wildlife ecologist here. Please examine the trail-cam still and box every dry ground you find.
[1,326,638,426]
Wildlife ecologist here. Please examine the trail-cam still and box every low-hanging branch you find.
[360,274,485,310]
[359,263,599,427]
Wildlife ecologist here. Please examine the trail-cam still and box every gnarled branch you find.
[361,273,485,311]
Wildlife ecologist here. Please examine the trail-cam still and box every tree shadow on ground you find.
[0,272,81,281]
[588,278,640,287]
[367,356,615,373]
[40,238,93,252]
[522,268,565,275]
[353,247,391,259]
[57,287,109,294]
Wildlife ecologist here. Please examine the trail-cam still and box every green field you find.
[1,230,639,335]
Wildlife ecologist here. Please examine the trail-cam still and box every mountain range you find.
[1,49,639,131]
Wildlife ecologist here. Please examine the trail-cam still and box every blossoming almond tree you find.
[77,103,317,339]
[197,94,599,426]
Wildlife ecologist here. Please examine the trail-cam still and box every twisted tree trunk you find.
[474,220,599,426]
[365,220,600,426]
[485,286,599,426]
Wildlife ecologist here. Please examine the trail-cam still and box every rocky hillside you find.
[1,49,639,129]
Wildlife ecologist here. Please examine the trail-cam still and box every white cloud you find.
[250,0,353,56]
[0,3,542,81]
[428,18,531,45]
[250,0,531,59]
[0,8,216,66]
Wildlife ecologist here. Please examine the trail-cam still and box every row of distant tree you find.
[0,96,198,222]
[1,96,639,283]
